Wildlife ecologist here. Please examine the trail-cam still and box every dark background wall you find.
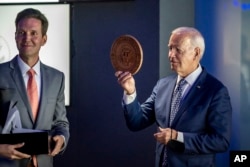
[55,0,159,166]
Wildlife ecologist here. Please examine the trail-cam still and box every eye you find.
[176,48,183,54]
[168,46,173,51]
[16,30,25,36]
[31,31,38,36]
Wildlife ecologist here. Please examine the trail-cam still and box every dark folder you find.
[0,131,49,155]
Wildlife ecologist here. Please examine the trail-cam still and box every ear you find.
[193,47,201,60]
[42,34,47,46]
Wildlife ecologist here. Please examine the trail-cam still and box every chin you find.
[170,65,177,71]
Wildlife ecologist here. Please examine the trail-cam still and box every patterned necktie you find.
[162,78,186,167]
[169,78,186,125]
[27,69,39,121]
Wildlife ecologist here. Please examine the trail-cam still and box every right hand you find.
[115,71,135,95]
[153,127,178,145]
[0,143,31,160]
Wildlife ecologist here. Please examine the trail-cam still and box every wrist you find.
[171,129,178,140]
[126,89,135,95]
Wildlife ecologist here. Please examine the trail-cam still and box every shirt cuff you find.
[123,90,137,104]
[177,131,184,142]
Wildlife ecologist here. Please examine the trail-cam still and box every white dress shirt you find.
[17,55,41,101]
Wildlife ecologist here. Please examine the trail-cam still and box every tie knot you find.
[27,69,36,77]
[178,79,186,87]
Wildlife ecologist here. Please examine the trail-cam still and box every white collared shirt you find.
[17,55,41,100]
[175,64,202,100]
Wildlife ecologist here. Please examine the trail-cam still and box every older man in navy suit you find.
[115,27,232,167]
[0,8,69,167]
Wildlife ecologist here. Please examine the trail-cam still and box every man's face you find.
[15,17,47,60]
[168,33,199,77]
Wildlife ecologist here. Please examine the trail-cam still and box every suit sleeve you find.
[50,73,70,150]
[122,82,159,131]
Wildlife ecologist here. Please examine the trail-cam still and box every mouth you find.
[170,61,178,64]
[21,44,32,48]
[19,45,33,52]
[22,43,32,46]
[170,61,179,69]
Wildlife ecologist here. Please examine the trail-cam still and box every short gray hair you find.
[172,27,205,58]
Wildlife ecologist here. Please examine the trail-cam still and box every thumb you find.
[14,142,25,148]
[158,127,166,132]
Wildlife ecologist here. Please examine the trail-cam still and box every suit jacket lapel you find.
[157,77,177,127]
[10,56,34,122]
[35,63,47,128]
[171,69,207,127]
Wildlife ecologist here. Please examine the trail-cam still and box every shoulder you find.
[0,57,16,72]
[202,69,226,88]
[0,61,9,69]
[157,74,177,85]
[41,63,64,76]
[199,68,228,94]
[151,74,177,92]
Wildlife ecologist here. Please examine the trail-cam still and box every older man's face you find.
[168,33,200,77]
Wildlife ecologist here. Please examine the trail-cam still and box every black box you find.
[0,132,49,155]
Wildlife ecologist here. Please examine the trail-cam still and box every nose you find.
[168,50,175,59]
[23,33,32,41]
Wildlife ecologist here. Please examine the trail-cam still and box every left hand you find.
[49,135,64,156]
[153,127,177,145]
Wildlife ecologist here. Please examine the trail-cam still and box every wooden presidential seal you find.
[110,35,143,75]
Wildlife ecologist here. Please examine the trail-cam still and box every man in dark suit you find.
[0,8,70,167]
[115,27,232,167]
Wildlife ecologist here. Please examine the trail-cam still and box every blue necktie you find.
[162,79,186,167]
